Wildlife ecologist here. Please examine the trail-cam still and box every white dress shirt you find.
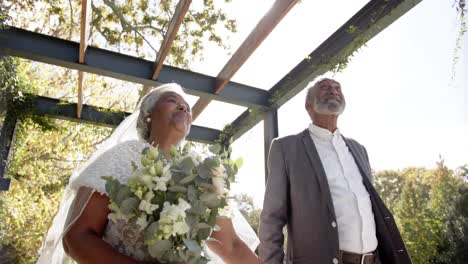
[308,123,378,254]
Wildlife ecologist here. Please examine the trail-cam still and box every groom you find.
[259,78,412,264]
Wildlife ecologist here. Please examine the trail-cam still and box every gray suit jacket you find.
[259,130,411,264]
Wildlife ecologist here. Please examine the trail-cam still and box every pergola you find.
[0,0,422,191]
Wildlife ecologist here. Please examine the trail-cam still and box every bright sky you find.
[186,0,468,207]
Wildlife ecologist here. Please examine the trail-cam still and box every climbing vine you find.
[452,0,467,81]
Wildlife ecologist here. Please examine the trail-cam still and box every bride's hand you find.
[207,217,260,264]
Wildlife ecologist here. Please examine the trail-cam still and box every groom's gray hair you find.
[136,83,188,141]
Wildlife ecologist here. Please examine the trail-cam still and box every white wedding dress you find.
[38,84,259,263]
[37,140,259,263]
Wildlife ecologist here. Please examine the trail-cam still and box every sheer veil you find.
[37,83,259,263]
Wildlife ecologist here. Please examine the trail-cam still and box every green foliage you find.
[0,118,111,263]
[374,160,468,264]
[4,0,238,67]
[451,0,467,81]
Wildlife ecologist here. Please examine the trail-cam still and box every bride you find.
[37,83,260,263]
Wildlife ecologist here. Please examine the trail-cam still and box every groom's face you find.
[311,79,345,116]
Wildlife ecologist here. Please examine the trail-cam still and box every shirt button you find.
[331,221,337,228]
[332,257,339,264]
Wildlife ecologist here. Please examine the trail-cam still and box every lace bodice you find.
[103,219,152,261]
[70,140,150,194]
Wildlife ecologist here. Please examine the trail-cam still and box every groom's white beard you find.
[313,98,345,115]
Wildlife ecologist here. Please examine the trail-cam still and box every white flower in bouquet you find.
[102,143,243,263]
[211,165,227,195]
[138,191,159,214]
[136,214,149,230]
[158,198,191,239]
[153,164,172,191]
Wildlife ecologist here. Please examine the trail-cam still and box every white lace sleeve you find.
[70,140,149,193]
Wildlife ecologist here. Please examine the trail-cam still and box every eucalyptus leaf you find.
[197,227,211,240]
[166,249,182,262]
[144,222,159,242]
[120,197,139,214]
[191,201,208,215]
[186,213,197,227]
[187,185,198,202]
[183,238,202,254]
[102,176,119,200]
[209,144,221,154]
[168,185,187,193]
[197,164,210,179]
[200,192,221,208]
[115,185,133,205]
[203,157,218,169]
[180,173,197,185]
[180,156,195,173]
[147,239,172,259]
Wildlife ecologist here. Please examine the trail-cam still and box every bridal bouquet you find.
[102,143,242,263]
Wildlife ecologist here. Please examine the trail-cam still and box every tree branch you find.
[68,0,74,40]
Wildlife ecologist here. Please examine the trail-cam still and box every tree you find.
[374,160,468,264]
[3,0,237,67]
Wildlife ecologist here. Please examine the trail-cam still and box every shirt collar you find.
[308,123,340,140]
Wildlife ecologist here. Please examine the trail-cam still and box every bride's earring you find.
[146,117,151,123]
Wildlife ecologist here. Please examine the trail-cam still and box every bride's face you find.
[149,92,192,138]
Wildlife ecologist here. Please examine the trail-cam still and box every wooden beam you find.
[191,0,299,120]
[152,0,192,81]
[77,0,91,118]
[139,0,192,100]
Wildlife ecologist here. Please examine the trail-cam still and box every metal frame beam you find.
[223,0,422,144]
[263,110,278,182]
[0,27,270,109]
[30,95,221,144]
[0,111,16,191]
[191,0,299,120]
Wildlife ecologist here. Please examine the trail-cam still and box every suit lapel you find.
[301,130,336,218]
